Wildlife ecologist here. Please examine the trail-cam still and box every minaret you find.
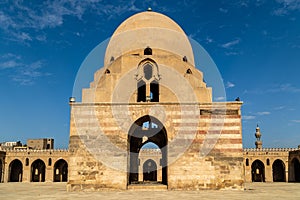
[255,124,263,149]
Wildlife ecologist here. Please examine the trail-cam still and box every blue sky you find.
[0,0,300,149]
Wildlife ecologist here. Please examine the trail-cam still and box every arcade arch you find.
[53,159,68,182]
[292,158,300,182]
[31,159,46,182]
[251,160,265,182]
[9,159,23,182]
[272,159,285,182]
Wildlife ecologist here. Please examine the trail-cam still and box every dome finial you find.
[147,7,152,11]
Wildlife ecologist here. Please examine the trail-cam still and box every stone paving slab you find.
[0,182,300,200]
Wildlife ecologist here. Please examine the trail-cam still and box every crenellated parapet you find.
[244,148,299,152]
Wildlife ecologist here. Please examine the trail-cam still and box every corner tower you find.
[68,10,244,191]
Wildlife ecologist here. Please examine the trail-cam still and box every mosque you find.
[0,10,299,190]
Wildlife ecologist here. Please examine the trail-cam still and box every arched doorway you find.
[143,159,157,182]
[272,159,285,182]
[292,158,300,182]
[128,115,167,185]
[251,160,265,182]
[0,159,3,183]
[31,159,45,182]
[9,159,23,182]
[53,159,68,182]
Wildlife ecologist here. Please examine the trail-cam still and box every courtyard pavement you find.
[0,182,299,200]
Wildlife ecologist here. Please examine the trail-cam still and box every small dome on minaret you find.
[255,124,262,149]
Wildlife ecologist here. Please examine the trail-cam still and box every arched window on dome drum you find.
[144,64,153,80]
[144,47,152,55]
[137,80,146,102]
[150,81,159,102]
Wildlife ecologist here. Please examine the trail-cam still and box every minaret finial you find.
[255,124,262,149]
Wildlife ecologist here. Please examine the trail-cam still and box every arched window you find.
[105,69,110,74]
[137,80,146,102]
[144,47,152,55]
[267,159,270,166]
[150,81,159,102]
[144,64,153,80]
[186,69,192,74]
[183,56,188,62]
[246,158,249,166]
[136,59,160,103]
[25,158,29,166]
[48,158,52,166]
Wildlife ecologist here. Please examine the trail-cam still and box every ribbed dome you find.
[104,11,195,66]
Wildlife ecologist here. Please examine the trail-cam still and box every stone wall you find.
[243,148,294,182]
[67,102,243,191]
[1,149,68,183]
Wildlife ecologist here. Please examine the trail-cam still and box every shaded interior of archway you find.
[143,159,157,182]
[54,159,68,182]
[0,159,2,183]
[128,115,167,185]
[9,159,23,182]
[251,160,265,182]
[292,158,300,182]
[272,159,285,182]
[31,159,45,182]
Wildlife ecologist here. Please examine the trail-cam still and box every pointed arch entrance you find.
[251,159,265,182]
[143,159,157,182]
[292,158,300,182]
[9,159,23,182]
[128,115,167,185]
[272,159,285,182]
[31,159,45,182]
[53,159,68,182]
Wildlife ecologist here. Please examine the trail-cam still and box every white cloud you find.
[221,39,241,49]
[0,54,23,69]
[257,111,271,116]
[243,115,256,120]
[0,54,50,85]
[268,83,300,93]
[219,8,228,13]
[274,106,285,110]
[215,96,226,101]
[225,51,241,56]
[206,36,214,43]
[273,0,300,16]
[0,60,22,69]
[36,34,47,42]
[291,120,300,123]
[244,83,300,94]
[0,0,142,43]
[226,81,235,88]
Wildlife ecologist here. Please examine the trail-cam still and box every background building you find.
[27,138,54,150]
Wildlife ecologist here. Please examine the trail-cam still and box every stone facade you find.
[67,10,244,191]
[1,10,299,192]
